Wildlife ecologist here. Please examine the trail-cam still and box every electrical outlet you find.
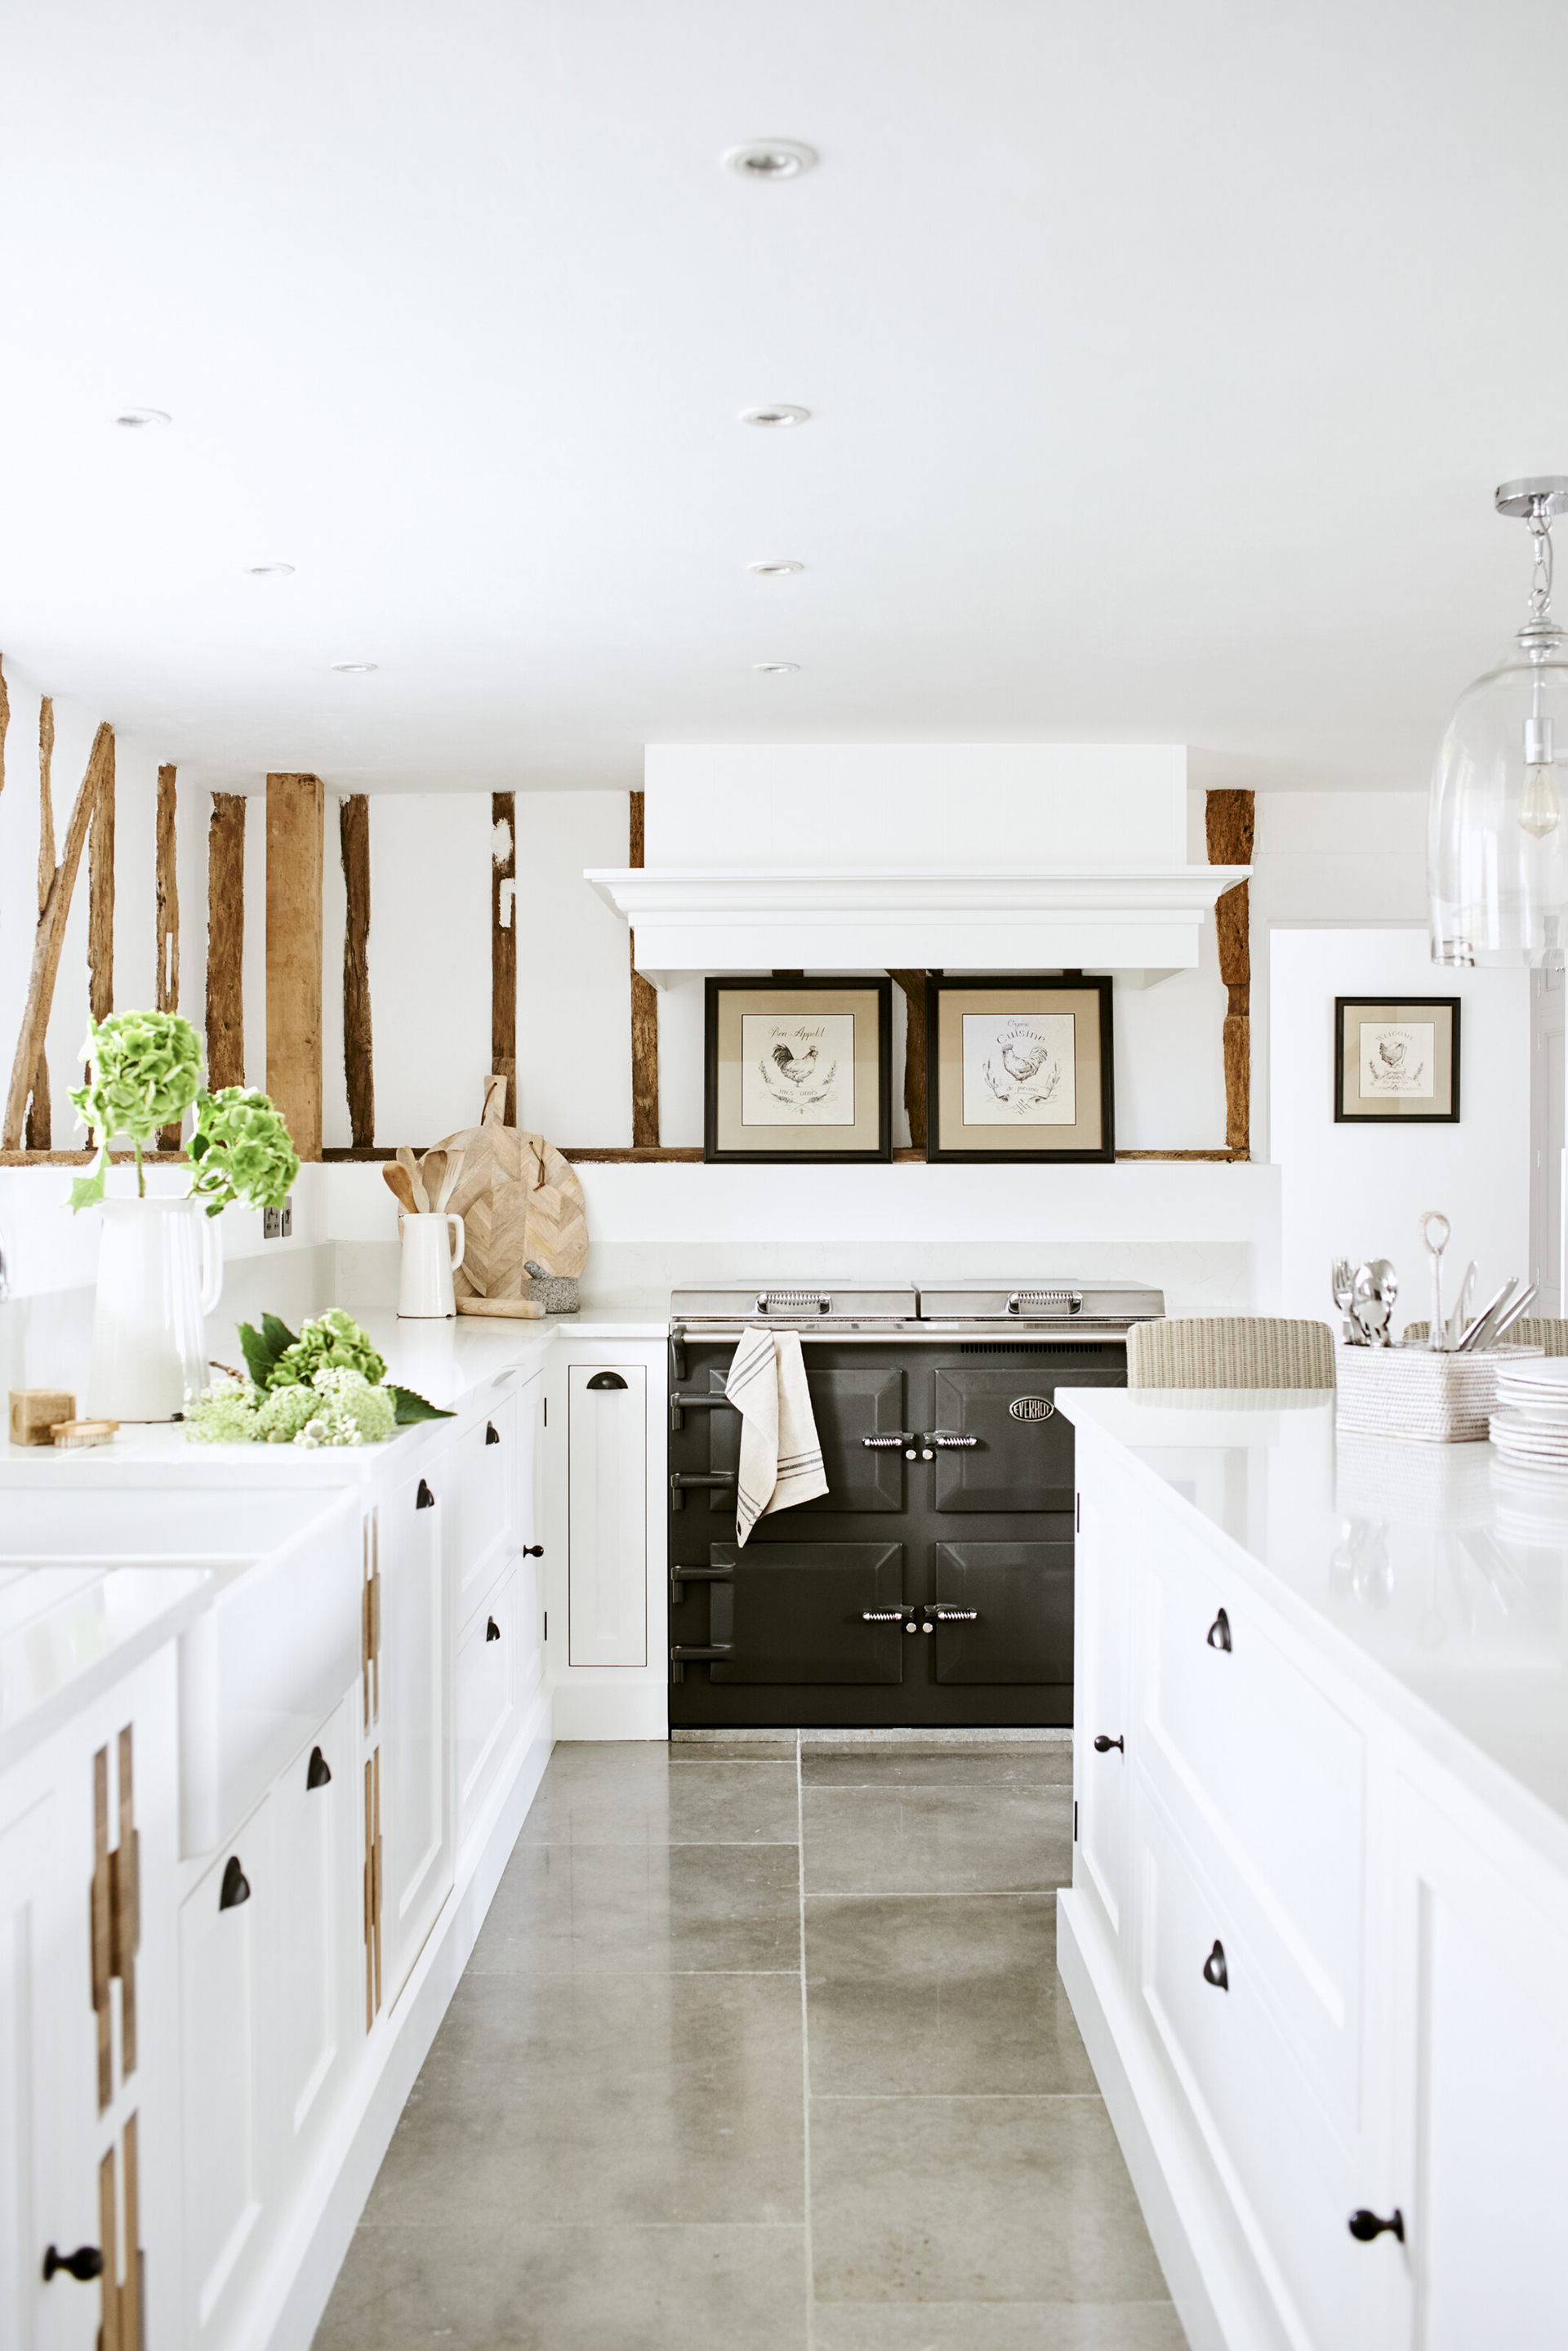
[263,1198,293,1240]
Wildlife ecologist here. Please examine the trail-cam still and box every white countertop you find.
[1058,1387,1568,1874]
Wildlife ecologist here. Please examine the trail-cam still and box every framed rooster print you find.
[704,977,893,1163]
[925,974,1116,1163]
[1334,995,1460,1123]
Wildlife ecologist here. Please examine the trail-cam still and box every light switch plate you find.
[263,1198,294,1240]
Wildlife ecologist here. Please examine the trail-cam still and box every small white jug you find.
[398,1211,466,1318]
[87,1196,225,1420]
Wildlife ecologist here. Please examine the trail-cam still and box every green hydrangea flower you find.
[311,1368,397,1443]
[69,1010,206,1210]
[255,1384,323,1445]
[185,1381,263,1443]
[188,1089,301,1218]
[270,1310,387,1392]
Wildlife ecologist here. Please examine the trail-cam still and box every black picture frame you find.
[1334,996,1461,1124]
[924,974,1116,1163]
[703,976,893,1164]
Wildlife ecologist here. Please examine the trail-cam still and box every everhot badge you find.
[1009,1396,1054,1422]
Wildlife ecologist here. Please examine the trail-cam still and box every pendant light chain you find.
[1530,502,1555,621]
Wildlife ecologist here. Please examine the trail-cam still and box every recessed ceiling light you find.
[740,405,810,428]
[748,559,804,576]
[722,139,817,181]
[753,661,800,675]
[331,661,378,675]
[248,563,295,577]
[115,407,170,428]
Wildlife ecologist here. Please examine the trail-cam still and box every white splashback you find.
[643,744,1189,867]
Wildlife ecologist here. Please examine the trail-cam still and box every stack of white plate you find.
[1490,1358,1568,1469]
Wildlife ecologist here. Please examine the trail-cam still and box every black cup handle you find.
[486,1616,501,1641]
[416,1478,435,1509]
[1206,1609,1232,1652]
[306,1745,332,1790]
[1201,1939,1228,1990]
[220,1855,251,1911]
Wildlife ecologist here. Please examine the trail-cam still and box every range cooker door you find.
[930,1540,1075,1684]
[705,1540,907,1684]
[930,1364,1119,1514]
[707,1366,907,1513]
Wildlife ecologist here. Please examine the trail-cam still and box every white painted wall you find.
[1270,927,1530,1327]
[367,795,492,1146]
[514,790,633,1147]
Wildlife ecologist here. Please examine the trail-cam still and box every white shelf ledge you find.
[584,865,1251,988]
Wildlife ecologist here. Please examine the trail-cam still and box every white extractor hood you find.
[586,745,1250,988]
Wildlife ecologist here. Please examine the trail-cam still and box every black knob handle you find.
[416,1478,435,1510]
[485,1421,501,1445]
[522,1543,544,1558]
[306,1745,332,1790]
[220,1855,252,1911]
[43,2245,103,2283]
[1093,1734,1124,1755]
[586,1370,628,1391]
[1348,2208,1405,2244]
[1206,1609,1232,1652]
[1201,1939,1228,1990]
[486,1616,501,1641]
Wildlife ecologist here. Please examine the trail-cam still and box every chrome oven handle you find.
[926,1432,979,1449]
[757,1291,832,1314]
[1005,1289,1083,1316]
[862,1432,915,1449]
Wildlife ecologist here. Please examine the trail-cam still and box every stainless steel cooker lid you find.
[915,1280,1165,1324]
[670,1284,919,1323]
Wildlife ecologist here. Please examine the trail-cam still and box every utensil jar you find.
[398,1211,466,1318]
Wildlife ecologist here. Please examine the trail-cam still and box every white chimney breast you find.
[642,744,1188,869]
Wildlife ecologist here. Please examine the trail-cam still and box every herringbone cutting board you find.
[428,1076,588,1306]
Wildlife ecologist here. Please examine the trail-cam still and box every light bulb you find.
[1521,763,1561,837]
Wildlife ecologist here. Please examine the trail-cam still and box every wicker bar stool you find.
[1127,1316,1337,1391]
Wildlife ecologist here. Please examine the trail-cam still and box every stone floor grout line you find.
[797,1728,817,2351]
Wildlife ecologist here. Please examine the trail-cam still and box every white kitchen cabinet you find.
[452,1392,514,1623]
[1073,1481,1132,1950]
[180,1804,270,2347]
[377,1452,454,2004]
[261,1694,362,2189]
[456,1559,519,1844]
[567,1362,648,1666]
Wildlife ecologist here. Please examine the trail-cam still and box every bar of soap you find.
[9,1388,78,1446]
[51,1419,120,1450]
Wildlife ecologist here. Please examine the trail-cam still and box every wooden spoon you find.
[421,1149,448,1214]
[434,1147,465,1213]
[396,1146,430,1213]
[383,1160,419,1215]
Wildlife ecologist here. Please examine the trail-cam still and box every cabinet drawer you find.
[457,1564,519,1843]
[452,1396,514,1617]
[1141,1515,1365,2125]
[1137,1791,1374,2351]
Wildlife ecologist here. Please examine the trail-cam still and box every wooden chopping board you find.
[430,1076,588,1304]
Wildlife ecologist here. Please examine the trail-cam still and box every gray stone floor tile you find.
[810,2095,1170,2305]
[469,1838,802,1974]
[803,1746,1074,1788]
[803,1784,1073,1895]
[813,2302,1187,2349]
[315,2220,808,2351]
[519,1753,800,1846]
[805,1894,1097,2095]
[363,1970,804,2225]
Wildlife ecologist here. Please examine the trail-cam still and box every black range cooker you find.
[667,1280,1164,1730]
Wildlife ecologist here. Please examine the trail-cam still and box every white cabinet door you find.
[180,1808,270,2346]
[379,1456,453,2005]
[1389,1775,1568,2350]
[0,1787,97,2351]
[1074,1476,1132,1948]
[261,1694,360,2186]
[456,1562,519,1844]
[452,1395,514,1623]
[568,1363,648,1666]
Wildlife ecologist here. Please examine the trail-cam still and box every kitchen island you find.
[1057,1387,1568,2351]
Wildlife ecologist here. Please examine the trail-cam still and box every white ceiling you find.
[2,0,1565,798]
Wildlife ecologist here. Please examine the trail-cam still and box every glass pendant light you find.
[1430,476,1568,965]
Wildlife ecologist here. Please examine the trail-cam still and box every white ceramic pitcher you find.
[398,1211,465,1318]
[87,1196,225,1421]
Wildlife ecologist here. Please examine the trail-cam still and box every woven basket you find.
[1336,1342,1543,1444]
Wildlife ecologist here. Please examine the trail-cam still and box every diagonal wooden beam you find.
[88,730,115,1023]
[1205,788,1254,1157]
[3,723,114,1147]
[25,698,56,1147]
[629,789,659,1147]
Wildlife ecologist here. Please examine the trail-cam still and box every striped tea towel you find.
[727,1326,829,1546]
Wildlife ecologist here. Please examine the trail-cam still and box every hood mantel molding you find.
[584,864,1251,991]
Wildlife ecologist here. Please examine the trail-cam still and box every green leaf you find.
[388,1384,456,1425]
[69,1154,109,1213]
[237,1314,299,1391]
[260,1312,299,1360]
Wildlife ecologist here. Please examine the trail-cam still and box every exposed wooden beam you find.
[629,789,659,1147]
[87,730,115,1024]
[154,764,181,1147]
[266,772,325,1160]
[887,970,929,1153]
[2,724,114,1148]
[340,794,374,1147]
[25,699,56,1147]
[1205,788,1255,1158]
[206,794,246,1089]
[492,790,517,1125]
